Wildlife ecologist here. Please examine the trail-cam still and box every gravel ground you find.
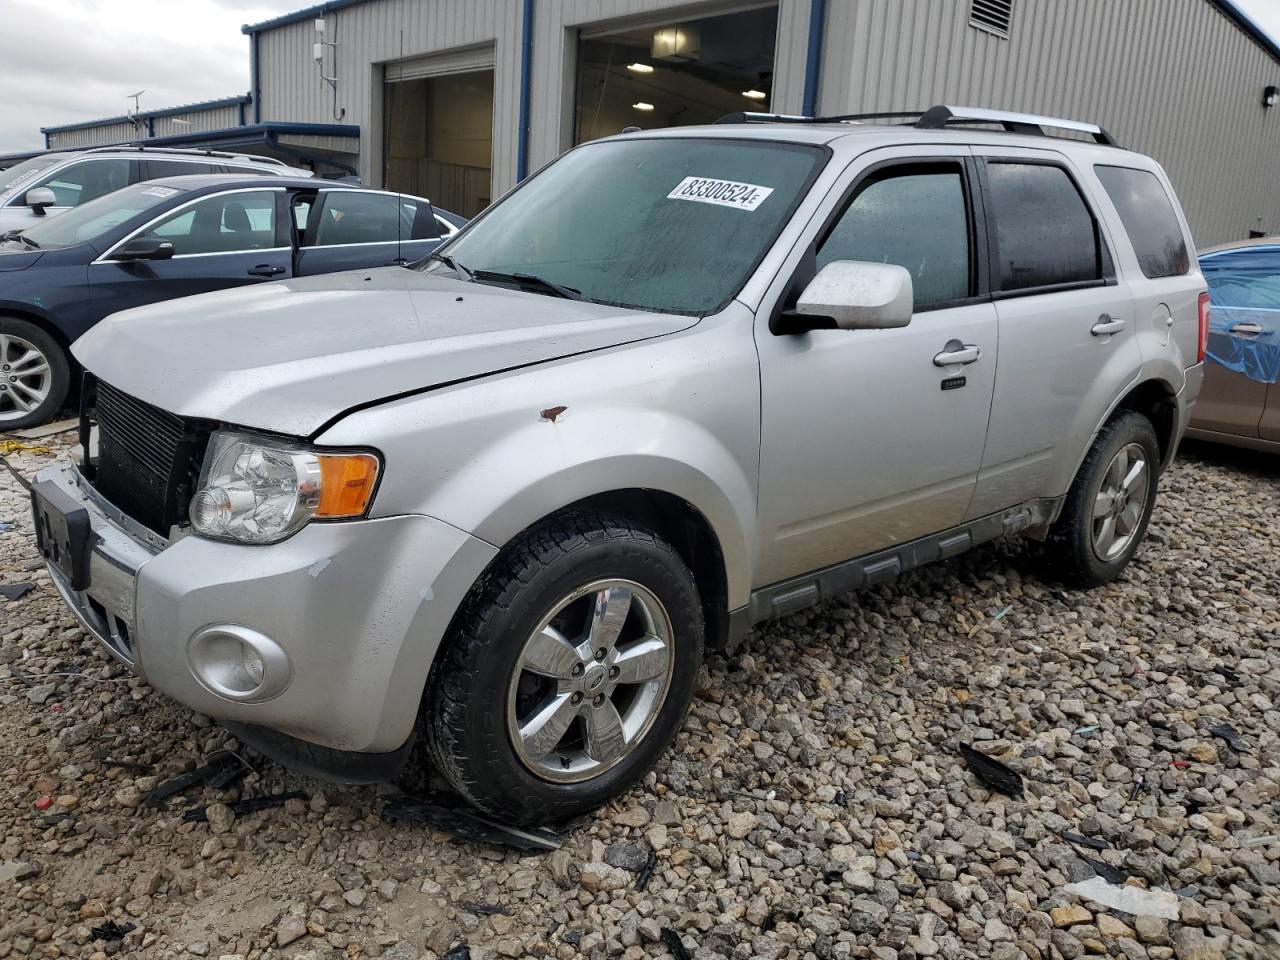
[0,434,1277,960]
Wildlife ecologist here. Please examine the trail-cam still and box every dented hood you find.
[74,267,696,436]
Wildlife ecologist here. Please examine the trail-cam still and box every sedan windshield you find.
[14,182,187,250]
[423,137,823,314]
[0,156,58,195]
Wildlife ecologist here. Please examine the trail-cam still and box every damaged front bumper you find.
[34,465,497,773]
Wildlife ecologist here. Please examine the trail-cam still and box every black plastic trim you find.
[222,720,414,785]
[746,497,1064,624]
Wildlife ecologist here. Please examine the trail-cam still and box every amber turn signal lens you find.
[316,453,380,518]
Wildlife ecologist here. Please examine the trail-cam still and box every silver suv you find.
[30,107,1206,824]
[0,146,310,229]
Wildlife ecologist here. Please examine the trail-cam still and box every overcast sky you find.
[2,0,1279,155]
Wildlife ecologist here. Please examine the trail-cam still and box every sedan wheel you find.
[0,332,54,424]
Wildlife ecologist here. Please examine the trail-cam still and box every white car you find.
[0,147,310,231]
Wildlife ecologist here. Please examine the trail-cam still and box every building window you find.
[969,0,1015,38]
[574,5,779,145]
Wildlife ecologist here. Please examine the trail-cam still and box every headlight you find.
[189,431,380,544]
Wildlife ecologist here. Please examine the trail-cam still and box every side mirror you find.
[788,260,914,332]
[25,187,56,216]
[111,237,175,262]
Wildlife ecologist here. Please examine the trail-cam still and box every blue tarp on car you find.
[1200,244,1280,385]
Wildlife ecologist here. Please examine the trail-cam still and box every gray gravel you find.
[0,435,1277,960]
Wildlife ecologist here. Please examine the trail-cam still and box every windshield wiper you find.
[472,269,584,301]
[426,251,473,281]
[1,230,39,249]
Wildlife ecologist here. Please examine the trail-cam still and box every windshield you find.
[13,182,187,250]
[423,137,823,314]
[0,157,59,196]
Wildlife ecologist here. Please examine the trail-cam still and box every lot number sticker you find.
[667,176,773,211]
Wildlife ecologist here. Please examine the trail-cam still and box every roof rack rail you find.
[915,105,1119,146]
[78,144,291,166]
[715,105,1120,147]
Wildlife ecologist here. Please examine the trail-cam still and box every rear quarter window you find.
[1094,165,1190,279]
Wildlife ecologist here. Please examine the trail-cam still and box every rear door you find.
[1195,244,1280,439]
[88,187,292,318]
[967,149,1139,518]
[294,189,442,276]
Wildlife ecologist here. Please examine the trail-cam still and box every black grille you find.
[88,378,210,536]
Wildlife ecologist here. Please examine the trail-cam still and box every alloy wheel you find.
[0,333,53,423]
[1090,442,1149,562]
[506,579,674,783]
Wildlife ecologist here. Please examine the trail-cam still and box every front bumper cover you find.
[36,464,496,760]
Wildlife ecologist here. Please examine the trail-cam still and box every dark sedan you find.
[0,175,464,428]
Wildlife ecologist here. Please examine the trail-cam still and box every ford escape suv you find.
[30,107,1206,824]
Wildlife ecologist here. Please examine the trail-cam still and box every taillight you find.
[1196,292,1211,363]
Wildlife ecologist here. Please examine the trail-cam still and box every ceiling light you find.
[742,90,767,100]
[651,26,700,61]
[627,63,654,74]
[632,102,655,112]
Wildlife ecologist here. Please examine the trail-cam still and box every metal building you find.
[241,0,1280,244]
[12,0,1278,246]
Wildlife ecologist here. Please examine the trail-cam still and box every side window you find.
[1094,165,1190,279]
[985,162,1103,292]
[147,160,218,180]
[818,165,971,308]
[136,190,277,255]
[1200,248,1280,310]
[35,159,131,207]
[309,192,439,246]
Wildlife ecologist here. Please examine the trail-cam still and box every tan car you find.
[1187,238,1280,452]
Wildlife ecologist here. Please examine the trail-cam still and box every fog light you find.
[188,625,292,703]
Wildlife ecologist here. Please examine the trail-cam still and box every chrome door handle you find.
[933,344,981,366]
[1091,315,1126,336]
[1229,321,1264,335]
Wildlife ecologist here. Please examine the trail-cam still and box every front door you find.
[966,149,1140,518]
[755,150,998,586]
[89,187,293,318]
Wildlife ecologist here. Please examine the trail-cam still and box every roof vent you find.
[969,0,1014,37]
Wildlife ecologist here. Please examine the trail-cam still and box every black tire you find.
[1045,410,1161,587]
[422,511,704,825]
[0,317,70,431]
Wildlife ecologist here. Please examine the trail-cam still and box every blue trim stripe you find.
[517,0,535,181]
[41,95,253,135]
[802,0,826,117]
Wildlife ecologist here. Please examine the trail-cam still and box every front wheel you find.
[423,512,704,825]
[0,317,70,431]
[1045,410,1161,587]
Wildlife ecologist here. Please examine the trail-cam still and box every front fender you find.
[318,310,762,610]
[425,406,756,610]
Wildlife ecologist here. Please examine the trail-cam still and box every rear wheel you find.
[1045,411,1160,586]
[0,318,69,431]
[423,511,703,825]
